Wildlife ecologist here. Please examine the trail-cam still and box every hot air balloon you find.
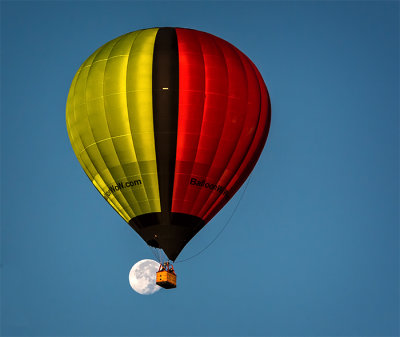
[66,27,271,288]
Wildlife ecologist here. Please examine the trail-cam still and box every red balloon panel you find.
[172,28,271,221]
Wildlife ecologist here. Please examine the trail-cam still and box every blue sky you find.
[1,1,398,336]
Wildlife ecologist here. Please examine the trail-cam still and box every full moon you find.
[129,259,161,295]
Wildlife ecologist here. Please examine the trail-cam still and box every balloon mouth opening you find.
[129,212,205,261]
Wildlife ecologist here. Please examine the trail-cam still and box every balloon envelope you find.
[66,27,271,260]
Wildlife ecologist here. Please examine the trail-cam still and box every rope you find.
[175,175,252,263]
[148,246,168,264]
[148,246,159,262]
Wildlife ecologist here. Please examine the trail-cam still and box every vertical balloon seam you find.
[204,58,270,223]
[123,31,147,212]
[218,87,269,221]
[249,62,271,166]
[85,35,135,219]
[99,67,134,218]
[190,31,229,216]
[84,37,133,221]
[187,34,231,215]
[126,28,161,215]
[208,46,260,217]
[69,53,97,152]
[245,58,271,159]
[75,36,122,189]
[117,33,151,216]
[193,36,251,217]
[123,30,154,215]
[68,36,112,136]
[189,30,221,215]
[67,69,121,214]
[171,28,205,214]
[74,45,112,186]
[86,36,135,219]
[101,34,145,217]
[176,29,209,215]
[67,61,106,200]
[199,48,257,219]
[68,44,130,220]
[170,28,194,213]
[173,28,209,234]
[197,40,250,218]
[121,30,153,215]
[204,111,263,219]
[202,51,264,222]
[126,29,161,214]
[66,67,83,158]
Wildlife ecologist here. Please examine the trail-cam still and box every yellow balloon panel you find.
[66,28,161,221]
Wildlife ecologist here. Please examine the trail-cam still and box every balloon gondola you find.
[156,262,176,289]
[66,27,271,288]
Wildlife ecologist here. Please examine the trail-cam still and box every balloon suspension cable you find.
[148,246,158,261]
[148,246,169,264]
[175,175,252,263]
